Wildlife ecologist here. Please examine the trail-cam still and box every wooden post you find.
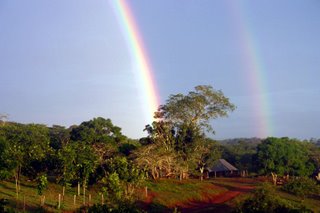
[15,178,19,199]
[74,195,76,206]
[77,182,80,196]
[145,186,148,198]
[62,186,65,198]
[83,184,86,205]
[101,194,104,205]
[58,194,61,209]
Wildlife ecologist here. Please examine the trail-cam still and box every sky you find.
[1,0,319,140]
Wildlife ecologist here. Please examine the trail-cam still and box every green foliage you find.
[57,142,77,186]
[256,137,315,176]
[237,183,312,213]
[102,157,145,203]
[49,125,70,150]
[104,172,122,201]
[0,123,52,179]
[156,85,236,133]
[196,138,222,175]
[36,174,48,195]
[222,140,258,172]
[138,85,235,179]
[119,142,139,156]
[0,136,13,180]
[74,143,97,184]
[58,141,98,188]
[70,117,126,145]
[282,177,320,198]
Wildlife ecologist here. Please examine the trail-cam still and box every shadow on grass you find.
[20,181,36,190]
[0,182,16,191]
[5,199,38,213]
[136,200,171,213]
[178,203,234,213]
[211,182,254,193]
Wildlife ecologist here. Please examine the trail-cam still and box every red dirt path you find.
[143,178,257,213]
[179,184,255,212]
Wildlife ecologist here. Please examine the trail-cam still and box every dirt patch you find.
[140,178,258,212]
[174,181,255,212]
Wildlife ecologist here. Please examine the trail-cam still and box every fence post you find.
[58,194,61,209]
[145,186,148,198]
[101,194,104,205]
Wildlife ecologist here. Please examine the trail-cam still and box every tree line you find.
[222,137,320,178]
[0,85,319,206]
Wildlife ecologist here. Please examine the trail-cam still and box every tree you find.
[69,117,127,187]
[222,140,258,176]
[102,157,145,204]
[155,85,236,133]
[36,174,48,206]
[70,117,126,145]
[134,120,178,179]
[0,123,51,197]
[136,85,235,179]
[49,125,70,150]
[0,135,13,180]
[196,138,222,180]
[73,143,97,204]
[256,137,315,176]
[57,142,77,196]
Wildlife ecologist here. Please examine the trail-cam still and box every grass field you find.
[0,177,102,212]
[0,177,319,212]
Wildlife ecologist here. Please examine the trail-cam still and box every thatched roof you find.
[208,159,238,172]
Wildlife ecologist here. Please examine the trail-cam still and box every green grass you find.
[1,177,318,212]
[0,178,102,212]
[277,189,320,212]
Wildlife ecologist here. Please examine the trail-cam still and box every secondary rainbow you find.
[110,0,160,123]
[228,2,273,138]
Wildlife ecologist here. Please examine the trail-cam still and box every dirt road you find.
[179,184,254,213]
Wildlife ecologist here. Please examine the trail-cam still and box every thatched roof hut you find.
[208,159,238,177]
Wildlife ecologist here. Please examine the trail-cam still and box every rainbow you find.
[227,2,272,138]
[110,0,160,124]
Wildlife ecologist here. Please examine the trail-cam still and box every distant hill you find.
[217,137,262,146]
[218,137,320,147]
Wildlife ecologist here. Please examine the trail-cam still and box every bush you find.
[237,183,312,213]
[282,177,320,199]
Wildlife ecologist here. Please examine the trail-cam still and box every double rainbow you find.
[111,0,272,138]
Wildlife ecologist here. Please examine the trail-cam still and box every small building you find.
[208,159,239,177]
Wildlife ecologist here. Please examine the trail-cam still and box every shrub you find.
[237,183,312,213]
[282,177,320,199]
[36,174,48,196]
